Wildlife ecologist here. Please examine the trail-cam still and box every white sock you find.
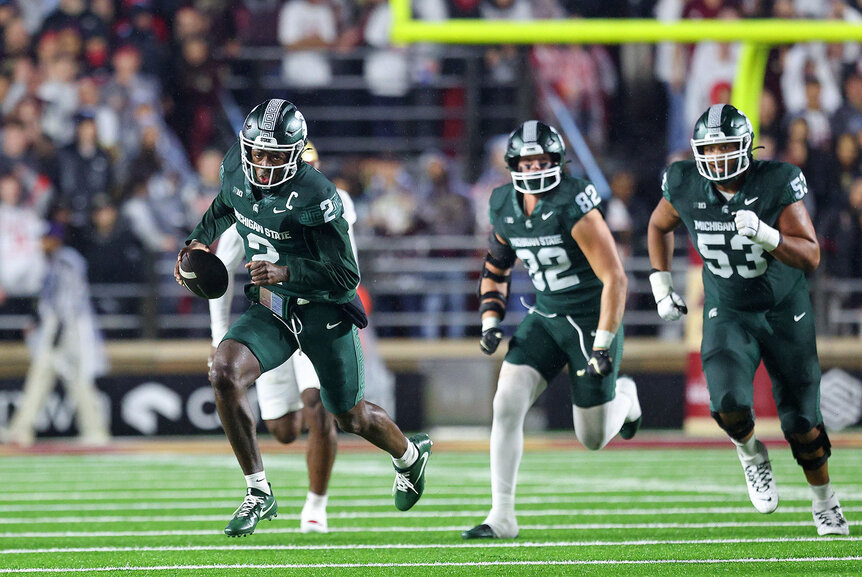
[305,491,328,510]
[572,394,631,451]
[393,440,418,469]
[489,363,546,518]
[732,436,759,460]
[245,472,271,494]
[810,482,833,503]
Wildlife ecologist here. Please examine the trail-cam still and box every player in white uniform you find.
[209,142,356,534]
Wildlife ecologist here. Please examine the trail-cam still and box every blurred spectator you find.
[654,0,689,158]
[820,176,862,282]
[363,0,409,137]
[468,133,510,235]
[167,36,224,164]
[781,43,842,123]
[0,118,54,215]
[605,169,637,258]
[834,131,862,196]
[831,71,862,139]
[101,44,162,135]
[278,0,337,90]
[115,2,169,78]
[415,152,474,338]
[533,44,617,153]
[52,111,115,251]
[0,173,46,307]
[181,147,223,228]
[683,6,741,131]
[76,76,119,152]
[2,222,110,447]
[38,0,107,42]
[83,193,144,317]
[36,54,79,147]
[3,16,31,59]
[782,117,837,224]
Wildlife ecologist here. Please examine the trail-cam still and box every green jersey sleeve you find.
[299,187,343,227]
[186,178,237,246]
[285,216,360,302]
[780,165,808,207]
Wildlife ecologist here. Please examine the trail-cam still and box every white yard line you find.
[1,506,861,525]
[0,520,855,539]
[2,536,861,555]
[1,557,861,573]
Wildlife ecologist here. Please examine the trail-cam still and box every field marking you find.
[1,506,860,525]
[1,557,861,573]
[0,520,854,539]
[3,536,862,555]
[1,493,828,513]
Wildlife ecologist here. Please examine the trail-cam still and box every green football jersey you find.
[662,159,809,311]
[187,142,359,305]
[489,174,604,315]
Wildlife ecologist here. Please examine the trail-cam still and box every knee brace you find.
[711,409,754,441]
[786,423,832,471]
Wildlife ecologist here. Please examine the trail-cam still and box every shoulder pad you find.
[222,142,242,174]
[300,187,343,226]
[755,160,806,205]
[662,160,696,202]
[489,184,511,212]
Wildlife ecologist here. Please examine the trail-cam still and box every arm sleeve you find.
[187,188,236,246]
[209,224,243,346]
[287,217,360,299]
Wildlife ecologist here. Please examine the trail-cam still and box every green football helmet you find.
[505,120,566,194]
[691,104,753,182]
[239,99,307,189]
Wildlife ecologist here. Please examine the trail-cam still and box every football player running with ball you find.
[647,104,848,536]
[176,99,432,537]
[207,142,354,534]
[463,120,641,540]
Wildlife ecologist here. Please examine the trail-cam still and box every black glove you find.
[577,349,612,377]
[480,327,504,355]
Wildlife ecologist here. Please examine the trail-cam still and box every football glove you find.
[733,209,781,251]
[480,327,504,355]
[649,270,688,321]
[577,349,612,378]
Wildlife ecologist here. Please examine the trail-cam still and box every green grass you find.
[0,441,860,576]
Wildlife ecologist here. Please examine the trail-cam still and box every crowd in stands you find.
[0,0,861,340]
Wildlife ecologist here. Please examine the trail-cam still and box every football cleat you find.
[300,500,328,534]
[224,484,278,537]
[813,494,850,536]
[616,376,642,440]
[393,433,433,511]
[738,440,778,514]
[462,519,519,540]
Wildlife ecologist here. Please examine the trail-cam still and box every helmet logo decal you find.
[707,104,725,128]
[261,98,287,134]
[523,120,538,142]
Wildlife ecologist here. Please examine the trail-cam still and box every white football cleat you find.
[300,501,328,534]
[813,493,850,536]
[737,440,778,514]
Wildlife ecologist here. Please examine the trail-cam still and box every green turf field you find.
[0,440,860,576]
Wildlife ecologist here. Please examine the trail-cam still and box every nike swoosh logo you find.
[326,321,342,329]
[179,268,197,279]
[541,211,554,220]
[794,313,806,322]
[273,207,286,214]
[744,197,758,205]
[416,452,429,480]
[261,500,275,517]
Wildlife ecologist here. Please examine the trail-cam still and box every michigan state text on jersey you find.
[464,120,640,541]
[647,103,849,537]
[175,99,433,539]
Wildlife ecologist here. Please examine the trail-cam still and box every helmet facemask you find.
[510,154,562,194]
[691,133,752,182]
[505,120,566,194]
[240,134,304,189]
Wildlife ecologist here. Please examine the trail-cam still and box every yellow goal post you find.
[389,0,862,138]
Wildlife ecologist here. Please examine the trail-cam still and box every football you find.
[179,249,229,299]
